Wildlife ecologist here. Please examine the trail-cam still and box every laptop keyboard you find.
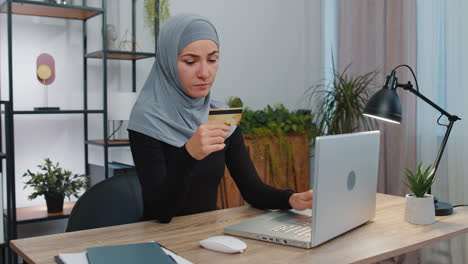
[271,215,312,238]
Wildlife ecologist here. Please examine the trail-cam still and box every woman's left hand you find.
[289,190,313,211]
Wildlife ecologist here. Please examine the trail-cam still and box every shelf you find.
[0,153,6,160]
[15,202,75,224]
[86,50,156,60]
[86,139,130,147]
[13,109,104,114]
[0,0,103,20]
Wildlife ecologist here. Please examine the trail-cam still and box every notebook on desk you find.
[224,131,380,248]
[55,241,192,264]
[86,242,175,264]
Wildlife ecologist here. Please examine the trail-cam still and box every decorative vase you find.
[404,194,436,225]
[44,193,65,213]
[106,24,118,50]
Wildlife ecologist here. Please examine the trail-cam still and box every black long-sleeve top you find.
[128,128,294,223]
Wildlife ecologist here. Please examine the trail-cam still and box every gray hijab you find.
[128,14,234,147]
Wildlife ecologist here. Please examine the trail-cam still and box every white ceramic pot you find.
[404,194,436,225]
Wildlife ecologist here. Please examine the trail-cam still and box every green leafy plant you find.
[227,97,318,139]
[23,158,88,200]
[144,0,171,36]
[305,62,379,135]
[226,97,318,189]
[403,163,435,198]
[226,96,243,108]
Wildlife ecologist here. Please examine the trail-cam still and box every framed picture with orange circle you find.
[35,53,59,111]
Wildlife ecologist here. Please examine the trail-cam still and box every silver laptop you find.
[224,131,380,248]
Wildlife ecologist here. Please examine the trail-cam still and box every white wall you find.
[321,0,339,84]
[1,0,323,208]
[170,0,323,110]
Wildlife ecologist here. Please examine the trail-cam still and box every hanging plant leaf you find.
[144,0,171,37]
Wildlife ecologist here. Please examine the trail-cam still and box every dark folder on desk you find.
[86,242,176,264]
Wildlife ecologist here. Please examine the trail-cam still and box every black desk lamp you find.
[363,64,461,216]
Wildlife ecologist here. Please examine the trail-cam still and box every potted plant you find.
[144,0,171,36]
[23,158,88,213]
[217,97,319,208]
[305,61,379,135]
[403,163,436,224]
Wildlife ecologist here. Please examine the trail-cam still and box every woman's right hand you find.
[185,123,231,160]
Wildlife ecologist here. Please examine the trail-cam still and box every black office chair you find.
[66,172,143,232]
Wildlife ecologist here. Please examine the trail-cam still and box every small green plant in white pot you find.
[403,163,436,225]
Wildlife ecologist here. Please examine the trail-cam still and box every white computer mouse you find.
[199,235,247,253]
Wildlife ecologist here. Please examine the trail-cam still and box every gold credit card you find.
[208,107,243,126]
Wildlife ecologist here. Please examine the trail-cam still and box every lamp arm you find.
[397,81,461,192]
[398,82,458,120]
[429,120,456,189]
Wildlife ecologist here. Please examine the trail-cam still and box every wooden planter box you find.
[217,134,310,209]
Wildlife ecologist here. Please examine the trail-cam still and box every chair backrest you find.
[66,172,143,232]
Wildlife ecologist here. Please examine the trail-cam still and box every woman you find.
[128,13,312,223]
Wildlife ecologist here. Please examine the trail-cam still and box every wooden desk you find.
[10,194,468,264]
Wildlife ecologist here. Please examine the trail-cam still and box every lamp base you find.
[434,197,454,216]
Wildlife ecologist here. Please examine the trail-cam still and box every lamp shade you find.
[108,92,137,121]
[363,88,402,124]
